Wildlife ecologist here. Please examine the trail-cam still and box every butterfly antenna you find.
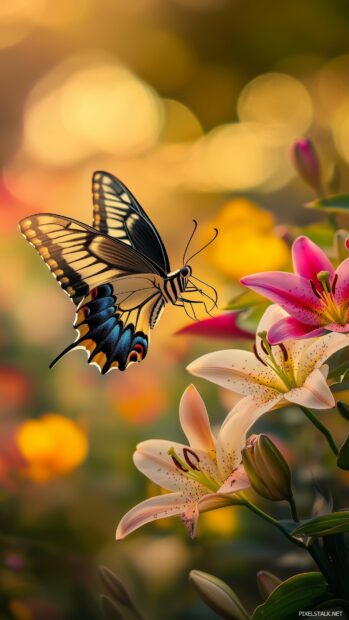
[183,219,198,264]
[186,228,218,263]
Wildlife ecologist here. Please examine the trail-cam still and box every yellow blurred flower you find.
[16,414,88,482]
[206,198,290,280]
[200,507,239,537]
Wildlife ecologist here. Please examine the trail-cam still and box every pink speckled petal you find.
[179,385,216,452]
[268,317,326,344]
[295,332,349,385]
[241,272,323,325]
[285,368,335,410]
[333,257,349,306]
[116,492,187,539]
[326,322,349,332]
[216,395,282,479]
[187,349,282,396]
[292,236,334,290]
[217,464,250,495]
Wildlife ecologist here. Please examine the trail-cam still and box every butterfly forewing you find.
[92,171,170,274]
[19,214,159,305]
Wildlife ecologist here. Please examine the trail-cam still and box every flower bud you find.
[189,570,249,620]
[337,401,349,421]
[291,138,323,194]
[334,230,349,262]
[257,570,282,600]
[242,434,292,502]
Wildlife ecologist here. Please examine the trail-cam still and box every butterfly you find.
[19,171,218,373]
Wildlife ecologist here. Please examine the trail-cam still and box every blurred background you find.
[2,0,349,618]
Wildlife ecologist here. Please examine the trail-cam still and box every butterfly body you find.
[19,172,216,373]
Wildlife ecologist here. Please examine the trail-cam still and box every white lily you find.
[187,305,349,426]
[116,384,256,539]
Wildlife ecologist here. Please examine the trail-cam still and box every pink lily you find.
[116,385,255,540]
[187,305,349,421]
[241,235,349,344]
[176,312,254,340]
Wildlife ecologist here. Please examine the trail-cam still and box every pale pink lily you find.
[240,235,349,344]
[187,305,349,423]
[116,385,256,540]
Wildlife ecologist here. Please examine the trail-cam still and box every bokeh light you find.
[16,414,88,481]
[22,58,163,166]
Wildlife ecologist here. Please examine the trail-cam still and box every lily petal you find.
[268,316,326,345]
[116,492,187,539]
[218,464,250,495]
[179,385,216,452]
[333,257,349,305]
[240,272,323,325]
[216,395,282,479]
[197,493,240,513]
[285,368,335,409]
[176,312,254,340]
[295,332,349,385]
[292,236,334,289]
[187,350,282,397]
[181,503,200,538]
[134,439,220,495]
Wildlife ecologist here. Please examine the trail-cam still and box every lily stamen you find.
[253,344,268,366]
[183,447,200,470]
[167,447,220,492]
[310,280,322,299]
[332,273,338,295]
[278,343,288,362]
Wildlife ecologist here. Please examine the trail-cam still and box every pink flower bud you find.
[291,138,323,195]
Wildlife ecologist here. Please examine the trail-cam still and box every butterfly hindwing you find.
[19,214,160,305]
[92,171,170,274]
[51,281,165,373]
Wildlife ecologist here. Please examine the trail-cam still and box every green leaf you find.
[328,360,349,380]
[251,572,328,620]
[292,512,349,537]
[307,194,349,214]
[225,289,267,311]
[338,435,349,470]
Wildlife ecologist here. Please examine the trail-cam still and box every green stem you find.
[328,213,338,231]
[240,496,305,549]
[299,406,338,457]
[289,496,299,522]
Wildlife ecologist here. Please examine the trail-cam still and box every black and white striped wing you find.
[92,171,170,275]
[19,213,159,305]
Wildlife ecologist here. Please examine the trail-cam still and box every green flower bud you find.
[242,434,292,502]
[189,570,249,620]
[337,401,349,421]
